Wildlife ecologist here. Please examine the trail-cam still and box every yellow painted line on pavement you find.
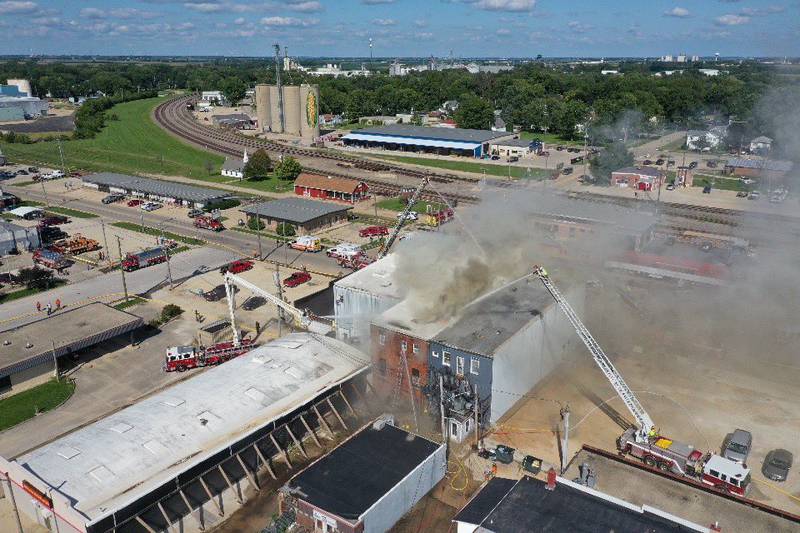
[752,478,800,506]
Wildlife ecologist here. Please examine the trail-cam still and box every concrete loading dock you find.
[0,333,369,533]
[0,302,143,397]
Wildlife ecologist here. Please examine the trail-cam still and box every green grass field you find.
[113,296,147,310]
[111,221,206,246]
[229,174,293,194]
[370,154,551,180]
[46,206,99,219]
[692,175,753,192]
[0,379,75,431]
[376,197,447,213]
[518,131,582,146]
[0,97,224,179]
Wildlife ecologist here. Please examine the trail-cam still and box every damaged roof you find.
[434,275,556,358]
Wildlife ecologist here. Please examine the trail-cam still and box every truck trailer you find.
[121,247,168,272]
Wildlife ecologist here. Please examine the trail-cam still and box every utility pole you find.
[439,375,448,457]
[116,236,129,302]
[473,383,480,449]
[582,132,589,179]
[273,269,284,335]
[100,219,110,264]
[3,474,23,533]
[57,137,66,175]
[161,228,173,289]
[40,178,49,207]
[560,404,570,473]
[51,340,59,380]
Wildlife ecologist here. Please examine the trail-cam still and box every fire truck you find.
[33,249,69,270]
[534,267,751,496]
[337,251,374,270]
[420,209,454,228]
[164,338,256,372]
[121,247,168,272]
[194,216,224,232]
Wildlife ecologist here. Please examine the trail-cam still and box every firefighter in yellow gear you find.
[648,426,658,440]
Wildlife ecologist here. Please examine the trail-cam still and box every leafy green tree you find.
[276,223,296,237]
[589,142,634,185]
[454,95,494,129]
[243,149,272,180]
[14,266,57,291]
[248,217,265,230]
[274,156,303,181]
[221,77,247,106]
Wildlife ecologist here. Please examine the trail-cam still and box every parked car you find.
[722,429,752,464]
[16,169,28,175]
[241,296,266,311]
[39,215,69,226]
[102,193,125,204]
[28,167,38,173]
[141,202,162,211]
[556,146,565,151]
[127,199,143,207]
[188,209,204,218]
[748,191,760,200]
[203,284,238,302]
[655,158,665,165]
[219,259,253,275]
[562,167,573,175]
[642,159,653,166]
[762,449,792,482]
[706,160,718,168]
[490,155,500,161]
[665,183,675,191]
[283,271,311,288]
[508,156,519,163]
[359,225,389,238]
[736,191,748,197]
[688,161,698,169]
[702,185,712,194]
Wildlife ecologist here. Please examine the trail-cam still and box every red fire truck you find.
[121,247,168,272]
[194,216,224,232]
[163,338,256,372]
[33,249,69,270]
[337,252,374,270]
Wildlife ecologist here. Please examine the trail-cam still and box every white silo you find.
[269,85,283,133]
[255,84,271,133]
[283,85,301,136]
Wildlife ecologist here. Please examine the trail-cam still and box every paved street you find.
[0,246,237,330]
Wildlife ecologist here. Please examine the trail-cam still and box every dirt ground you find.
[478,272,800,520]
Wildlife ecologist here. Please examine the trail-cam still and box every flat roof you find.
[82,173,230,203]
[334,254,401,300]
[241,197,352,225]
[347,124,511,143]
[614,166,663,177]
[726,158,793,172]
[531,194,656,234]
[452,477,516,525]
[476,476,704,532]
[286,422,441,521]
[343,132,481,151]
[7,206,42,217]
[373,298,455,340]
[16,333,369,522]
[435,275,555,357]
[491,138,532,147]
[0,303,142,378]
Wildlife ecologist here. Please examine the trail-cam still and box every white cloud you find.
[715,13,750,25]
[373,18,396,26]
[496,28,511,35]
[567,20,592,33]
[80,7,105,19]
[740,5,785,16]
[663,7,690,18]
[183,2,225,12]
[474,0,536,12]
[414,19,428,28]
[234,16,246,24]
[0,1,37,14]
[110,8,159,19]
[286,1,323,12]
[260,16,316,26]
[362,0,396,4]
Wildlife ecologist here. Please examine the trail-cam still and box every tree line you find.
[0,59,776,141]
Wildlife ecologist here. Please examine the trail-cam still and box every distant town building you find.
[698,68,720,76]
[200,90,226,105]
[293,172,369,203]
[221,150,248,179]
[212,113,254,129]
[0,219,40,255]
[749,136,773,154]
[0,80,48,119]
[240,197,353,234]
[319,113,343,127]
[308,63,371,78]
[389,60,430,76]
[686,129,723,151]
[601,69,620,75]
[489,138,533,157]
[611,166,665,191]
[725,157,791,180]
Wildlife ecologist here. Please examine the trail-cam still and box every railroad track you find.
[153,95,480,204]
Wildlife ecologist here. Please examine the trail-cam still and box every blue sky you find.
[1,0,797,57]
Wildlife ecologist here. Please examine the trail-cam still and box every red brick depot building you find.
[294,172,369,203]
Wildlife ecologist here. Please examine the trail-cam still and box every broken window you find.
[470,358,480,375]
[379,333,386,346]
[401,340,407,352]
[456,356,465,375]
[411,368,420,385]
[443,351,451,366]
[412,343,419,354]
[378,358,387,376]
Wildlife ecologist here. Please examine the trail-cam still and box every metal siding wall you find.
[362,444,446,533]
[255,84,270,133]
[429,343,493,402]
[333,284,399,344]
[490,286,585,422]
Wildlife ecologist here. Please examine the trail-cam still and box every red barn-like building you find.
[611,166,665,191]
[294,172,369,203]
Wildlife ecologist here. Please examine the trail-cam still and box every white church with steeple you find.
[221,149,247,180]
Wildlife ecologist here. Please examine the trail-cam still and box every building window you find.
[411,368,420,385]
[470,358,480,375]
[401,340,407,352]
[432,351,439,358]
[456,356,465,375]
[412,343,419,354]
[379,333,386,346]
[378,358,387,376]
[443,351,451,367]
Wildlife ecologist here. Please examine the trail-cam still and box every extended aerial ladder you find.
[224,272,333,346]
[533,266,655,442]
[378,176,430,259]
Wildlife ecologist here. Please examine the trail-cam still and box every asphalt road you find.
[6,184,347,277]
[0,246,238,330]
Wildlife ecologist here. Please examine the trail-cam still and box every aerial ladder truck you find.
[532,266,751,496]
[378,176,429,259]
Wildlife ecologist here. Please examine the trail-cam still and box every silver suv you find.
[723,429,752,464]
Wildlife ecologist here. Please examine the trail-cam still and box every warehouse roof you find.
[435,275,555,358]
[374,298,455,340]
[82,173,230,203]
[472,476,705,532]
[347,124,511,143]
[452,477,516,525]
[334,253,401,300]
[613,166,663,177]
[726,158,792,172]
[286,422,442,521]
[7,206,42,217]
[532,194,656,235]
[241,197,352,225]
[15,333,369,522]
[294,172,364,193]
[0,303,142,379]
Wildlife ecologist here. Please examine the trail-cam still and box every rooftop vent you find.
[109,422,133,434]
[57,447,81,460]
[88,466,115,483]
[162,397,185,407]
